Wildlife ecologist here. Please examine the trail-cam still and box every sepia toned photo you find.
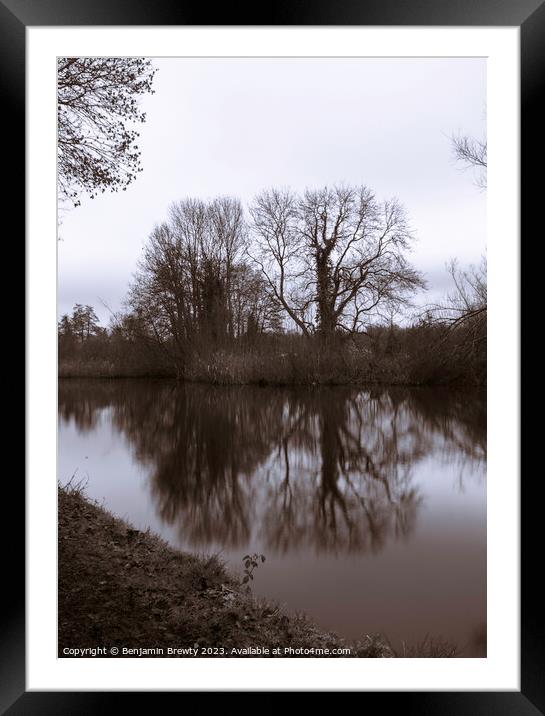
[57,56,486,659]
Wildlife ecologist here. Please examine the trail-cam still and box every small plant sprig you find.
[241,553,265,586]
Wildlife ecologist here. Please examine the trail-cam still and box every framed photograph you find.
[8,0,538,708]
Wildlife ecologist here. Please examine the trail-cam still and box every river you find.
[58,379,486,656]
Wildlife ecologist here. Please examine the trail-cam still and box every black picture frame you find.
[7,0,537,709]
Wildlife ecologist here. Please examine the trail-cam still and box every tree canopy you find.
[58,57,156,206]
[249,185,425,338]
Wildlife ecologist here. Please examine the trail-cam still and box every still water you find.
[58,379,486,656]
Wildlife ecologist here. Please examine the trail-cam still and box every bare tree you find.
[128,196,270,376]
[435,257,487,330]
[167,196,248,342]
[58,58,156,206]
[249,185,424,338]
[452,133,487,189]
[208,196,248,337]
[230,263,283,337]
[417,257,487,374]
[248,188,310,335]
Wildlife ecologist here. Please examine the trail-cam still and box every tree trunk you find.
[316,252,336,340]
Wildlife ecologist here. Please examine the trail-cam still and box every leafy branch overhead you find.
[58,57,156,206]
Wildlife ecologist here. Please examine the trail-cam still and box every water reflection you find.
[58,380,485,556]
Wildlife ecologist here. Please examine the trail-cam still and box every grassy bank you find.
[59,327,485,386]
[58,485,393,658]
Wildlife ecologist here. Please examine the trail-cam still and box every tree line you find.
[127,184,425,377]
[59,184,486,385]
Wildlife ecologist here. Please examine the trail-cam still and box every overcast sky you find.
[58,57,486,326]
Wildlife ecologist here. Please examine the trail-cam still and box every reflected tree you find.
[58,381,486,554]
[261,389,425,554]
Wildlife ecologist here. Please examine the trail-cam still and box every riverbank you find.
[59,326,486,387]
[58,349,485,387]
[58,484,393,658]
